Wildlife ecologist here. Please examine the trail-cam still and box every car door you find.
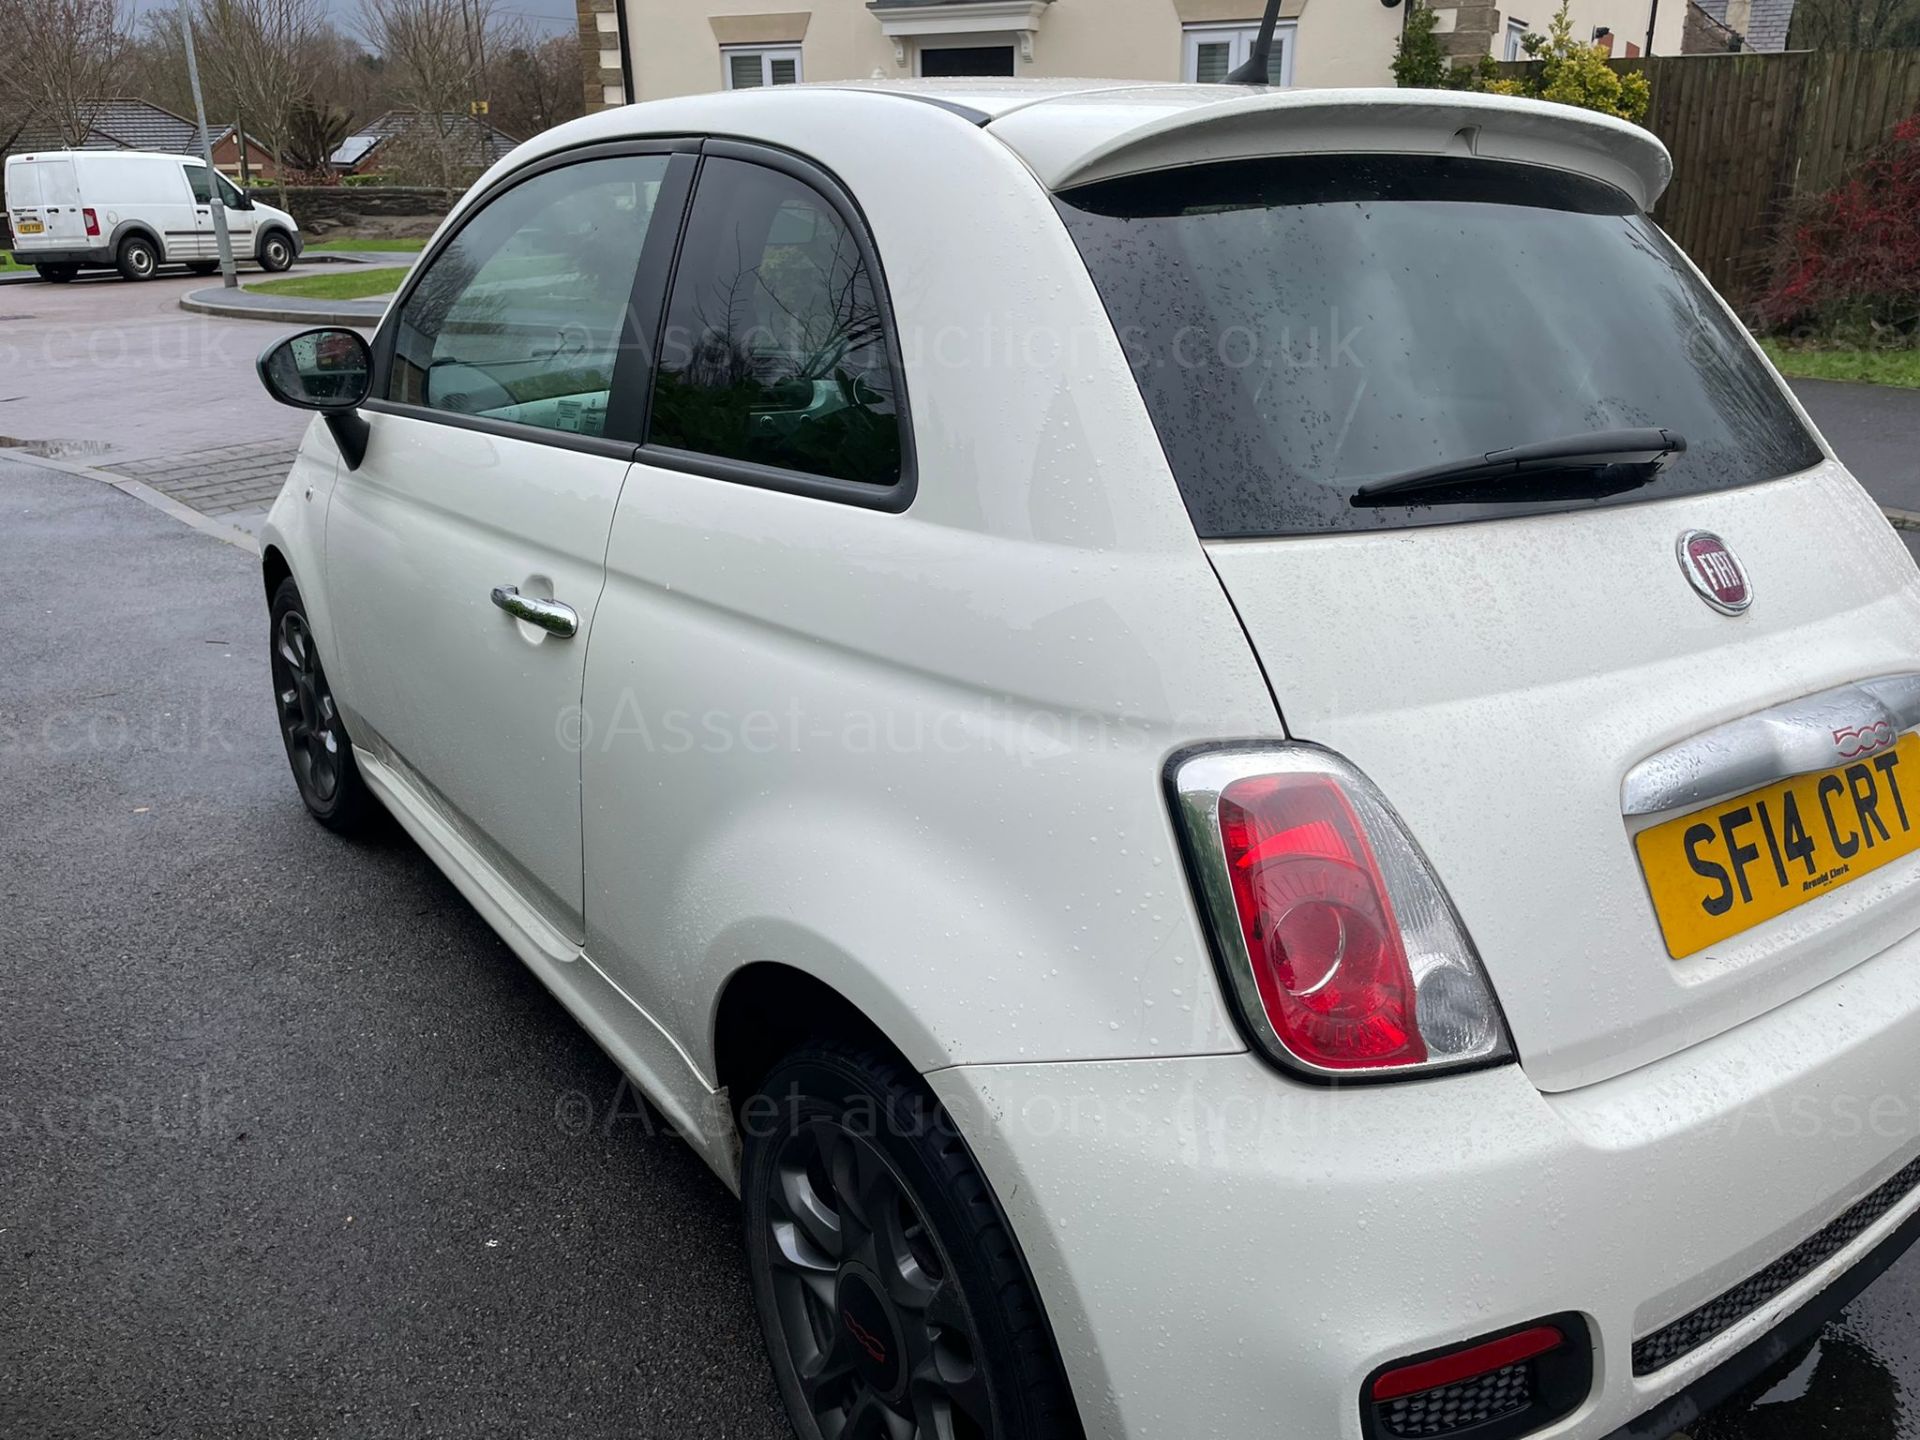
[211,169,256,257]
[326,145,693,941]
[180,162,217,260]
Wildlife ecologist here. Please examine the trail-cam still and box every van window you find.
[184,166,215,204]
[385,154,669,439]
[647,157,903,488]
[1056,155,1824,537]
[8,161,44,207]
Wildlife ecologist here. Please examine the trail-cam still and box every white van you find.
[5,150,301,282]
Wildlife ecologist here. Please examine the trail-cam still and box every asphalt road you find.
[1795,378,1920,516]
[0,457,789,1439]
[4,270,1920,1439]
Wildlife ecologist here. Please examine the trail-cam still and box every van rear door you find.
[1056,150,1920,1093]
[6,156,83,252]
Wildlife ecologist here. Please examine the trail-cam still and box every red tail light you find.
[1169,746,1511,1079]
[1217,772,1425,1069]
[83,208,99,237]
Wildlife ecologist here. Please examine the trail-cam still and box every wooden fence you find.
[1496,49,1920,310]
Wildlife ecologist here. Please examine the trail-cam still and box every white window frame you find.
[721,44,803,90]
[1182,21,1296,87]
[1503,19,1530,59]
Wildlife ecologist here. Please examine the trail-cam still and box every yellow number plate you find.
[1636,732,1920,958]
[16,219,43,234]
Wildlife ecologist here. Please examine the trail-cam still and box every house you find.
[5,98,279,181]
[1681,0,1797,50]
[329,110,521,178]
[577,0,1689,110]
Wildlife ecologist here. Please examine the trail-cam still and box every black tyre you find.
[258,230,295,272]
[36,263,80,283]
[742,1042,1081,1440]
[185,260,219,276]
[116,235,158,281]
[268,577,380,835]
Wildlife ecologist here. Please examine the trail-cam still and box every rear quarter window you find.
[1055,155,1825,538]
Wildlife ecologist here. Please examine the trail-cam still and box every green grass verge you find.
[247,266,410,300]
[1,254,29,271]
[1761,338,1920,390]
[306,237,428,253]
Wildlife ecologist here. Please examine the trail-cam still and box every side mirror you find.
[235,191,256,211]
[258,327,370,411]
[257,327,373,470]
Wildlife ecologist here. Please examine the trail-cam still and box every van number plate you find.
[1635,733,1920,958]
[16,219,43,234]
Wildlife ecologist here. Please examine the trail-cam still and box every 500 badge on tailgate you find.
[1636,732,1920,958]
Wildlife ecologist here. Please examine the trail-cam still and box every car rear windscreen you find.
[1054,155,1824,538]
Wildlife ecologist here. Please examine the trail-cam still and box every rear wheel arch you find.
[110,220,162,255]
[712,962,908,1115]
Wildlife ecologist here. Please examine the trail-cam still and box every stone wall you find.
[271,186,458,236]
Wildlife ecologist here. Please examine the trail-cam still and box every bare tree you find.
[303,27,397,129]
[193,0,320,194]
[0,0,130,150]
[488,26,583,142]
[359,0,491,187]
[1791,0,1920,47]
[125,4,203,122]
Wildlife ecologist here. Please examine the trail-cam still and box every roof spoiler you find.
[994,89,1674,210]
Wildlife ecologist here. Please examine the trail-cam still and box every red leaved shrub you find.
[1758,111,1920,341]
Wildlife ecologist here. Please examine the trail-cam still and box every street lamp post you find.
[180,12,238,289]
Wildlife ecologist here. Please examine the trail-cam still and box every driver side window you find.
[385,154,670,439]
[184,165,215,204]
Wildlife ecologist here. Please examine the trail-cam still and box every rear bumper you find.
[1603,1196,1920,1438]
[8,245,114,266]
[930,917,1920,1440]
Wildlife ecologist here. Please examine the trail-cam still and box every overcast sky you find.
[126,0,578,41]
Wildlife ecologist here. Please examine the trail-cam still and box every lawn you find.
[1,254,27,271]
[248,266,410,301]
[1760,339,1920,390]
[307,237,428,253]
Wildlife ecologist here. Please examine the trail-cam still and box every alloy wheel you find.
[272,609,342,804]
[764,1114,994,1440]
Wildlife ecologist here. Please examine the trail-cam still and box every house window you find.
[1182,22,1295,86]
[724,45,802,89]
[1504,19,1530,58]
[918,43,1017,77]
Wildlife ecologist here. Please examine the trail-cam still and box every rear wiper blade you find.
[1350,428,1687,505]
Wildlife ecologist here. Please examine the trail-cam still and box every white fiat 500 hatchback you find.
[254,79,1920,1440]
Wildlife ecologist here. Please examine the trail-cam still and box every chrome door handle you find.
[490,585,578,638]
